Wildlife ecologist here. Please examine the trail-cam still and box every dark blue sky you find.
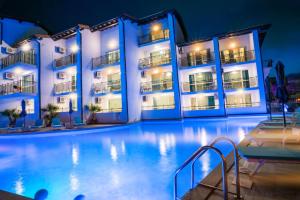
[1,0,299,74]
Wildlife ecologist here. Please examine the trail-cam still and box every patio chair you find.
[73,117,85,126]
[238,134,300,176]
[31,119,45,129]
[51,117,63,128]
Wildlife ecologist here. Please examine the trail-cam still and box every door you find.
[22,74,34,93]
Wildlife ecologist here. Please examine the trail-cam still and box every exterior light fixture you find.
[14,67,23,75]
[21,43,31,52]
[108,40,117,49]
[152,24,161,32]
[70,44,79,53]
[229,42,236,49]
[194,47,200,52]
[153,69,159,74]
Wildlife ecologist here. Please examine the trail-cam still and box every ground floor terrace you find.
[0,115,300,200]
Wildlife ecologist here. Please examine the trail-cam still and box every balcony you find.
[98,107,122,113]
[54,81,76,94]
[225,101,260,108]
[223,77,258,90]
[138,51,171,69]
[54,54,76,69]
[141,80,173,93]
[0,80,36,96]
[179,52,215,68]
[220,50,255,65]
[93,81,121,94]
[92,51,120,69]
[182,81,217,93]
[138,29,170,45]
[183,105,218,111]
[0,50,36,70]
[142,104,175,110]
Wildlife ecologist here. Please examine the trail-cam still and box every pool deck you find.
[184,126,300,200]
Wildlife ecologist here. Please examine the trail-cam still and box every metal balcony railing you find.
[53,54,76,68]
[93,81,121,94]
[92,51,120,69]
[223,76,258,90]
[141,80,173,93]
[0,50,36,69]
[97,107,122,113]
[138,29,170,45]
[0,80,36,95]
[57,106,78,113]
[179,52,215,67]
[138,51,171,69]
[54,81,76,94]
[183,105,219,111]
[225,101,260,108]
[220,50,255,65]
[181,81,217,92]
[142,104,175,110]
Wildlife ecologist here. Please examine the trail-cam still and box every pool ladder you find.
[174,137,242,200]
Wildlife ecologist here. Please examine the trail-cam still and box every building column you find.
[253,30,267,112]
[168,13,182,119]
[76,28,83,120]
[118,18,129,123]
[213,37,226,116]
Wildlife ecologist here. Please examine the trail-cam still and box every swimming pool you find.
[0,116,265,200]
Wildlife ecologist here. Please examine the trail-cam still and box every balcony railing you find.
[0,80,36,96]
[97,108,122,113]
[183,105,219,111]
[138,52,171,69]
[54,81,76,94]
[141,80,173,93]
[142,104,175,110]
[179,52,215,67]
[225,101,260,108]
[220,50,255,65]
[1,50,36,69]
[93,81,121,94]
[57,106,78,113]
[92,52,120,69]
[54,54,76,69]
[138,29,170,45]
[181,81,217,92]
[223,76,258,90]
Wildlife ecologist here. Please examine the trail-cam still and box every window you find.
[190,95,216,110]
[221,47,246,64]
[188,72,214,92]
[223,70,250,89]
[226,93,254,108]
[108,72,121,92]
[106,50,120,64]
[187,49,211,66]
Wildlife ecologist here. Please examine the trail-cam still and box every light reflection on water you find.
[0,116,266,200]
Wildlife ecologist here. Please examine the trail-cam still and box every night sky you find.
[0,0,299,75]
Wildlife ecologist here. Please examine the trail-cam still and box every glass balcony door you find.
[226,93,252,108]
[221,47,246,64]
[108,72,121,92]
[152,95,174,110]
[108,98,122,112]
[187,49,210,66]
[151,72,172,91]
[190,95,215,110]
[189,72,214,92]
[223,70,250,89]
[106,50,120,65]
[22,74,35,93]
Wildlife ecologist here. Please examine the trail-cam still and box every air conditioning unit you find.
[57,72,66,79]
[55,46,65,54]
[57,96,66,103]
[95,71,102,79]
[3,72,15,80]
[142,95,148,102]
[95,97,102,104]
[1,47,17,54]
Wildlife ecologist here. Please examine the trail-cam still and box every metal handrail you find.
[174,145,228,200]
[174,137,242,200]
[191,137,242,199]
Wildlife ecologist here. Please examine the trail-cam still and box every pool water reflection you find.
[0,116,265,200]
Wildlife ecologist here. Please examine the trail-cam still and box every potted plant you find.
[86,104,101,124]
[41,104,59,127]
[0,109,20,127]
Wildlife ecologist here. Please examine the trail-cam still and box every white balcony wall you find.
[81,28,101,109]
[219,33,254,51]
[99,26,120,55]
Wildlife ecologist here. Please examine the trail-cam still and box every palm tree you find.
[87,104,101,124]
[1,109,20,127]
[41,104,59,127]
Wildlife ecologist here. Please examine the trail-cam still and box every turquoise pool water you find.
[0,116,265,199]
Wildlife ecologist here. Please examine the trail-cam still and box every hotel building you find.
[0,10,269,124]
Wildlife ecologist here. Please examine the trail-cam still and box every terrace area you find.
[0,50,36,70]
